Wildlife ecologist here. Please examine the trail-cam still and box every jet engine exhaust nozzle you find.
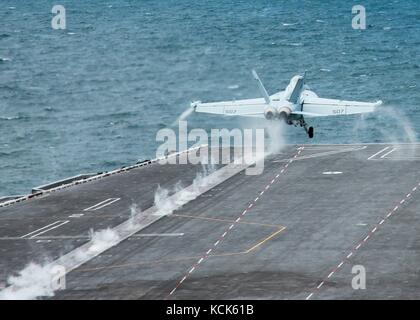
[264,106,278,120]
[277,107,292,123]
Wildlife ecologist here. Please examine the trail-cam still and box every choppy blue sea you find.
[0,0,419,196]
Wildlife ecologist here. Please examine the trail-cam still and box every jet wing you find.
[193,98,266,118]
[301,96,382,117]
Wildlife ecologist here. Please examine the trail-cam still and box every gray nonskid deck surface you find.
[1,144,420,299]
[0,147,222,283]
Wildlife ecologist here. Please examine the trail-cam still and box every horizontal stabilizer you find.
[302,97,382,117]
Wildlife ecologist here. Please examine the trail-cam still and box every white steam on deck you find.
[154,164,217,216]
[0,163,222,300]
[0,227,120,300]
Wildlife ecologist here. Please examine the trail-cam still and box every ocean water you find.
[0,0,419,197]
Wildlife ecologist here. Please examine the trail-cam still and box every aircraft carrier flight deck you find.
[1,144,419,300]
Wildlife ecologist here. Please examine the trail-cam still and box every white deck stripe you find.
[9,157,254,297]
[28,221,69,239]
[91,198,121,211]
[20,221,65,238]
[83,198,120,211]
[367,146,389,160]
[135,233,184,237]
[380,147,397,159]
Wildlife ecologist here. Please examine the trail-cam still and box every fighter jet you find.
[190,70,382,138]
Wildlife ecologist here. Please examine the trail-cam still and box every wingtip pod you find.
[251,69,258,79]
[373,100,383,110]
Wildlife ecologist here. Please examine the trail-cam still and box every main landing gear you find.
[307,126,314,139]
[300,120,314,139]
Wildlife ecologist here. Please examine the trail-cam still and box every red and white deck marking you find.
[168,147,304,297]
[305,181,420,300]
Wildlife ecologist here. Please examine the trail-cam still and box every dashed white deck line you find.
[367,146,389,160]
[168,146,304,297]
[306,180,420,300]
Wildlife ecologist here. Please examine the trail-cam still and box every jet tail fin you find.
[285,75,305,104]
